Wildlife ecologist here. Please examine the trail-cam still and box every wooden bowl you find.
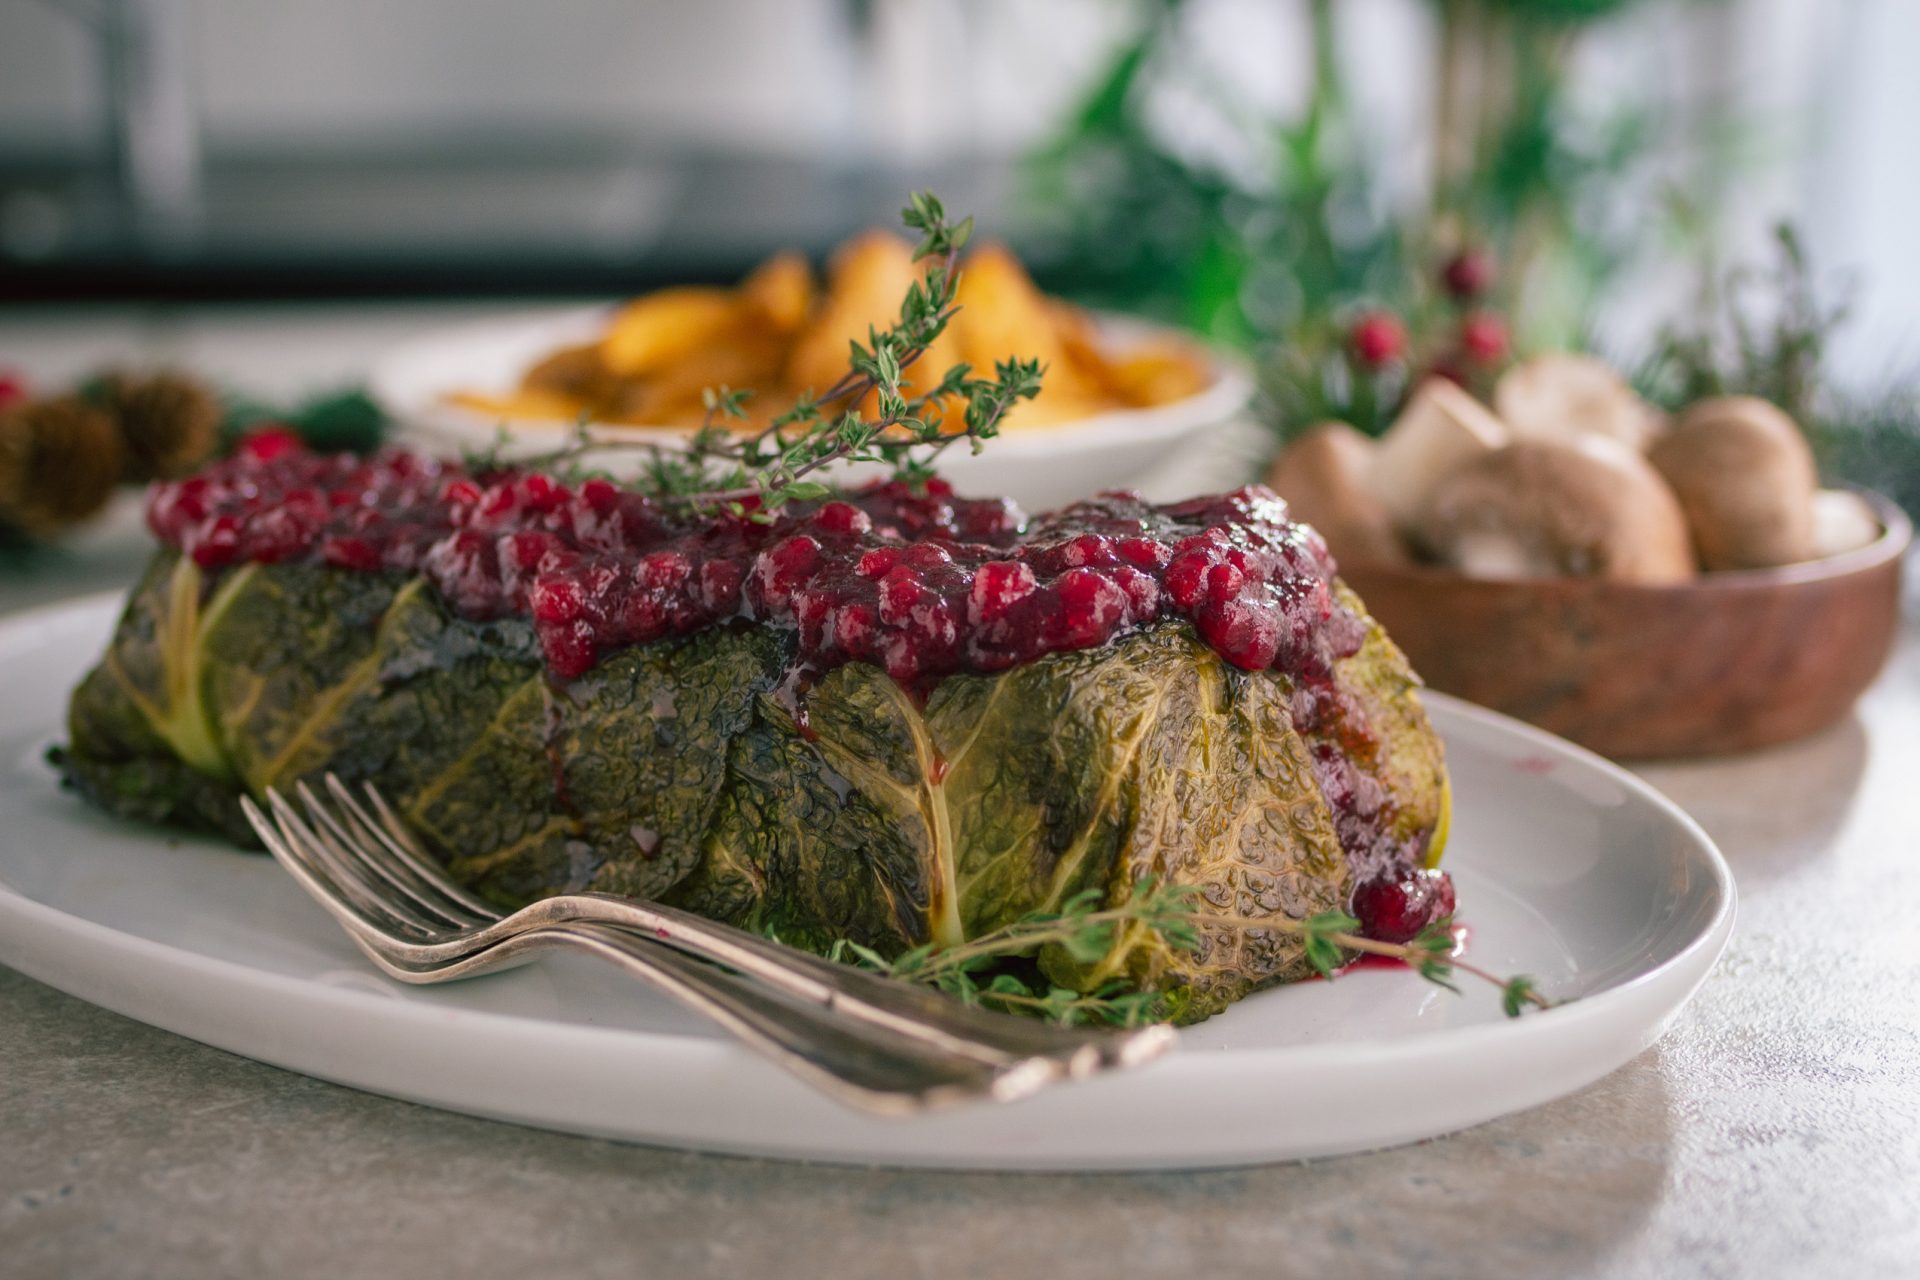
[1340,492,1911,760]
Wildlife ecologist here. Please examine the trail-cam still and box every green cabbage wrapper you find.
[60,551,1447,1022]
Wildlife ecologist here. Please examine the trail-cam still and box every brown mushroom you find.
[1423,437,1696,582]
[1648,396,1816,570]
[1494,353,1661,451]
[1264,422,1409,566]
[1810,489,1882,559]
[1369,378,1509,534]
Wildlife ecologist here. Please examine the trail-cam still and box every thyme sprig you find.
[831,880,1201,1027]
[1290,909,1554,1016]
[497,191,1044,518]
[831,881,1554,1027]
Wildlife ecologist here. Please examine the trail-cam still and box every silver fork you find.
[243,775,1174,1112]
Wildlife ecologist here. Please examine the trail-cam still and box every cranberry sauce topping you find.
[147,441,1369,688]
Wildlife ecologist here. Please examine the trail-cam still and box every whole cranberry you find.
[529,575,587,625]
[518,472,567,513]
[1163,549,1214,610]
[1351,868,1457,944]
[1194,596,1280,670]
[856,547,902,579]
[1052,569,1128,649]
[1460,312,1509,365]
[1441,248,1495,300]
[1348,311,1407,368]
[320,535,383,574]
[876,565,928,627]
[189,514,243,568]
[968,559,1036,624]
[1205,561,1247,605]
[1060,534,1115,568]
[541,619,598,680]
[831,602,878,655]
[1115,536,1172,570]
[1112,566,1160,619]
[902,542,954,568]
[698,559,744,613]
[578,477,620,514]
[638,549,693,591]
[233,426,303,465]
[812,501,872,537]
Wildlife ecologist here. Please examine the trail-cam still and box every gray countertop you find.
[3,308,1917,1279]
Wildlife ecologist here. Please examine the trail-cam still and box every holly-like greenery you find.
[1027,0,1663,375]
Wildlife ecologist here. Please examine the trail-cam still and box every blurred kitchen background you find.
[3,0,1918,552]
[3,0,1917,385]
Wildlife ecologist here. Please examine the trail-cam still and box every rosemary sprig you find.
[830,880,1554,1027]
[501,191,1045,518]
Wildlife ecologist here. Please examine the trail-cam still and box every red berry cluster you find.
[1341,245,1510,388]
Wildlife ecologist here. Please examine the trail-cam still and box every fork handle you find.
[390,920,1054,1113]
[504,894,1175,1072]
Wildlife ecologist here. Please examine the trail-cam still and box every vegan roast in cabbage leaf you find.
[59,451,1449,1023]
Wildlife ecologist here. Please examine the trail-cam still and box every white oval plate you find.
[367,305,1255,512]
[0,595,1732,1171]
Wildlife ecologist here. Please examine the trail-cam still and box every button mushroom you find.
[1648,395,1817,570]
[1423,437,1697,582]
[1369,378,1510,535]
[1264,421,1409,566]
[1810,489,1882,559]
[1494,353,1661,451]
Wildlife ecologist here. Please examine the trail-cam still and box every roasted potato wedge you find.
[452,232,1216,435]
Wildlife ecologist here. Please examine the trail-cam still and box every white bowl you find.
[368,304,1253,511]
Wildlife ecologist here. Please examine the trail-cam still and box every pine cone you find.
[95,369,222,481]
[0,395,127,536]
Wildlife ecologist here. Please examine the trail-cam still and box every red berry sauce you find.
[147,442,1445,934]
[147,444,1368,686]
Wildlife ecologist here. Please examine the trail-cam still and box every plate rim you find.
[0,592,1735,1067]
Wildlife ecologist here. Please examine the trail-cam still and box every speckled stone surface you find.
[3,624,1915,1280]
[2,308,1916,1279]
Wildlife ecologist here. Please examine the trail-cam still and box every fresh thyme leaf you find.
[1417,958,1464,995]
[1501,975,1540,1018]
[491,191,1044,512]
[814,876,1555,1026]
